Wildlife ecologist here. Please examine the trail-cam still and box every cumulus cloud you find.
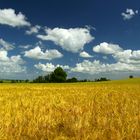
[37,27,94,53]
[113,50,140,64]
[0,50,26,73]
[0,50,24,64]
[93,42,123,54]
[79,51,93,58]
[73,43,140,75]
[35,62,70,73]
[71,60,140,74]
[121,9,138,20]
[0,50,9,61]
[93,42,140,67]
[24,46,63,60]
[0,38,14,51]
[0,8,30,27]
[26,25,41,35]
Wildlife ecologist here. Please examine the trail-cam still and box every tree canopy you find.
[50,67,67,83]
[33,67,67,83]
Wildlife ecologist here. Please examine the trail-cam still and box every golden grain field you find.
[0,79,140,140]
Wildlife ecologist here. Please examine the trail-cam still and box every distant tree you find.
[94,79,98,82]
[11,80,16,83]
[50,67,67,83]
[79,79,87,82]
[67,77,78,83]
[0,80,3,83]
[100,77,108,81]
[25,79,29,83]
[95,77,110,82]
[33,76,45,83]
[83,79,88,82]
[129,75,134,79]
[44,75,51,83]
[39,76,45,83]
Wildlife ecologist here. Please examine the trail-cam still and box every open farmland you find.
[0,79,140,140]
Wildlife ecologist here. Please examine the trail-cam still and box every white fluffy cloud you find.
[93,42,123,54]
[71,60,140,74]
[72,42,140,75]
[93,42,140,66]
[24,46,63,60]
[0,50,9,61]
[79,51,92,58]
[0,8,30,27]
[37,27,94,53]
[121,9,138,20]
[113,50,140,64]
[35,62,70,73]
[26,25,41,35]
[0,50,26,73]
[0,50,24,64]
[0,38,14,51]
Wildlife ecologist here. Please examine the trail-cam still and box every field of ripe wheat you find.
[0,79,140,140]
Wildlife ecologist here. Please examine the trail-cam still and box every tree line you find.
[1,67,134,83]
[32,67,110,83]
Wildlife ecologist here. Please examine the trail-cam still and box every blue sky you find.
[0,0,140,80]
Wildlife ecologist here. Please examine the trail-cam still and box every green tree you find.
[44,75,51,83]
[33,76,44,83]
[25,79,29,83]
[50,67,67,83]
[129,75,134,79]
[67,77,78,83]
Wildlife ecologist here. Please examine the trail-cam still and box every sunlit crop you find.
[0,79,140,139]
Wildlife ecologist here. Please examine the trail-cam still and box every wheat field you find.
[0,79,140,140]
